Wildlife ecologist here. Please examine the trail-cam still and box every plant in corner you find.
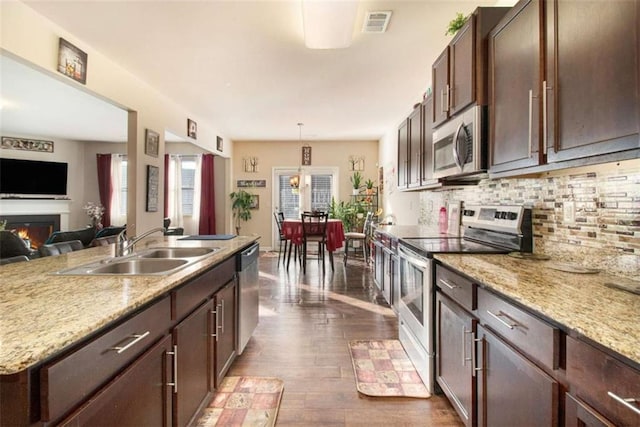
[230,190,253,235]
[350,171,362,195]
[364,178,375,195]
[446,12,468,36]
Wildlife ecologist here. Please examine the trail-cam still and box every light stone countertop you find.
[0,235,259,375]
[433,253,640,369]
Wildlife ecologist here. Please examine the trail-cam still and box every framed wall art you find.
[1,137,54,153]
[57,38,88,84]
[145,129,159,157]
[302,146,312,166]
[146,165,159,212]
[249,195,259,210]
[187,119,197,139]
[217,136,223,152]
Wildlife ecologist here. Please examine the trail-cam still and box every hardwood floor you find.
[226,252,463,426]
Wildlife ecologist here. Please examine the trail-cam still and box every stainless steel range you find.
[397,205,532,392]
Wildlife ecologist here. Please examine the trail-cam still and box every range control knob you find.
[494,211,501,219]
[508,212,518,220]
[463,209,476,217]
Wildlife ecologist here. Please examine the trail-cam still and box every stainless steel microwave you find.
[432,105,486,179]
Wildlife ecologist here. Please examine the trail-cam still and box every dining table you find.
[281,218,345,269]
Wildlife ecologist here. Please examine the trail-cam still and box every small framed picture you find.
[57,38,88,84]
[145,129,159,157]
[146,165,159,212]
[217,136,223,152]
[302,146,312,166]
[249,195,259,210]
[187,119,197,139]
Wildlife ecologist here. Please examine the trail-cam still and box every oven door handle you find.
[452,122,464,171]
[398,246,430,270]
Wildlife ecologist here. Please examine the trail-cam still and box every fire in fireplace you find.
[0,215,60,250]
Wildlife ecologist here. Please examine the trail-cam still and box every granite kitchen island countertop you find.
[0,235,259,375]
[433,253,640,369]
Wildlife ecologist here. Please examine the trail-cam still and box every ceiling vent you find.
[362,11,392,33]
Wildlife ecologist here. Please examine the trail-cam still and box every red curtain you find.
[96,154,112,227]
[198,154,216,234]
[164,154,170,218]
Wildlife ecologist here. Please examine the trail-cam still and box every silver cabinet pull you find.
[445,84,450,112]
[487,310,519,330]
[220,299,225,334]
[210,308,218,339]
[542,80,548,155]
[472,336,483,377]
[167,345,178,394]
[111,331,150,354]
[439,279,459,290]
[528,89,533,158]
[462,328,473,366]
[607,391,640,415]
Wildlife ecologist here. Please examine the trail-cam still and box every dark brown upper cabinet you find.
[407,103,423,188]
[433,7,510,129]
[489,0,640,176]
[397,118,409,190]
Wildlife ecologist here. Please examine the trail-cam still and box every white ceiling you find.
[5,0,512,143]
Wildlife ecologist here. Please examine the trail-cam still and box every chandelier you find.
[290,123,303,193]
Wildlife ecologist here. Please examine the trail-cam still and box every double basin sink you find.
[55,247,220,276]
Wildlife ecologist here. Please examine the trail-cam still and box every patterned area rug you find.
[196,377,284,427]
[348,340,431,398]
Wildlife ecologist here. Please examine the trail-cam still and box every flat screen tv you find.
[0,158,68,196]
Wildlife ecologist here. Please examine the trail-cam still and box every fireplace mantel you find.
[0,199,71,230]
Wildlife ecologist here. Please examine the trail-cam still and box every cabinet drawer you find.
[174,257,235,320]
[566,336,640,427]
[477,287,559,371]
[435,264,475,312]
[41,296,171,423]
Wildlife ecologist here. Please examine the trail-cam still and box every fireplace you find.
[0,215,60,250]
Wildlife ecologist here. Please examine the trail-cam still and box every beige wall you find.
[232,139,378,249]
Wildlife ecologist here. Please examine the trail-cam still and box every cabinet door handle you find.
[440,89,447,114]
[607,391,640,415]
[462,328,473,366]
[220,299,225,334]
[445,84,450,112]
[542,80,548,156]
[439,279,459,290]
[487,310,519,330]
[472,336,483,377]
[166,345,178,394]
[528,89,534,159]
[111,331,150,354]
[210,308,218,340]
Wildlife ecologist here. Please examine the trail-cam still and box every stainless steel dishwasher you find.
[236,242,259,354]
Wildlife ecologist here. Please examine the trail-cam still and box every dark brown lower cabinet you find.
[215,280,237,387]
[476,324,558,427]
[59,335,173,426]
[436,292,477,427]
[565,393,615,427]
[173,300,214,427]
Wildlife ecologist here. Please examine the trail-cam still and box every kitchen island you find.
[0,235,259,426]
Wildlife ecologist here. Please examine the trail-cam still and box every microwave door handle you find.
[452,122,464,171]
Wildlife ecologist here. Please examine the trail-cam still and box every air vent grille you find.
[362,11,392,33]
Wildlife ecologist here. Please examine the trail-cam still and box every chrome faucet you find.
[116,227,165,257]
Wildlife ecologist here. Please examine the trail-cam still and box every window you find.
[278,175,299,219]
[310,174,332,212]
[118,159,127,217]
[181,157,197,216]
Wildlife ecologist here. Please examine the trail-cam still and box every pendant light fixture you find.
[290,123,303,193]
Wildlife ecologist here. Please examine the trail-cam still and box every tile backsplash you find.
[418,161,640,263]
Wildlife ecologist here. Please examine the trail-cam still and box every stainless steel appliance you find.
[432,105,486,180]
[397,205,532,392]
[237,242,259,354]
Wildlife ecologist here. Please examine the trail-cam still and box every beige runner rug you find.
[348,340,431,398]
[196,376,284,427]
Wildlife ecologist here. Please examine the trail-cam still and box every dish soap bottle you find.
[439,206,448,233]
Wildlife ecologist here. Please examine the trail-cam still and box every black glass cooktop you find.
[400,237,510,255]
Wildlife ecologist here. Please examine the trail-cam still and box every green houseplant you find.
[446,12,468,36]
[350,171,362,195]
[230,190,254,235]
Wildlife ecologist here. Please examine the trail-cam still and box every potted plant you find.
[364,178,375,195]
[350,171,362,195]
[229,190,253,235]
[446,12,468,36]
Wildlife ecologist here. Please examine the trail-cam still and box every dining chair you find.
[273,212,289,266]
[300,211,331,274]
[343,211,374,265]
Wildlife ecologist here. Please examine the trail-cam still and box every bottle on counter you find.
[439,206,448,233]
